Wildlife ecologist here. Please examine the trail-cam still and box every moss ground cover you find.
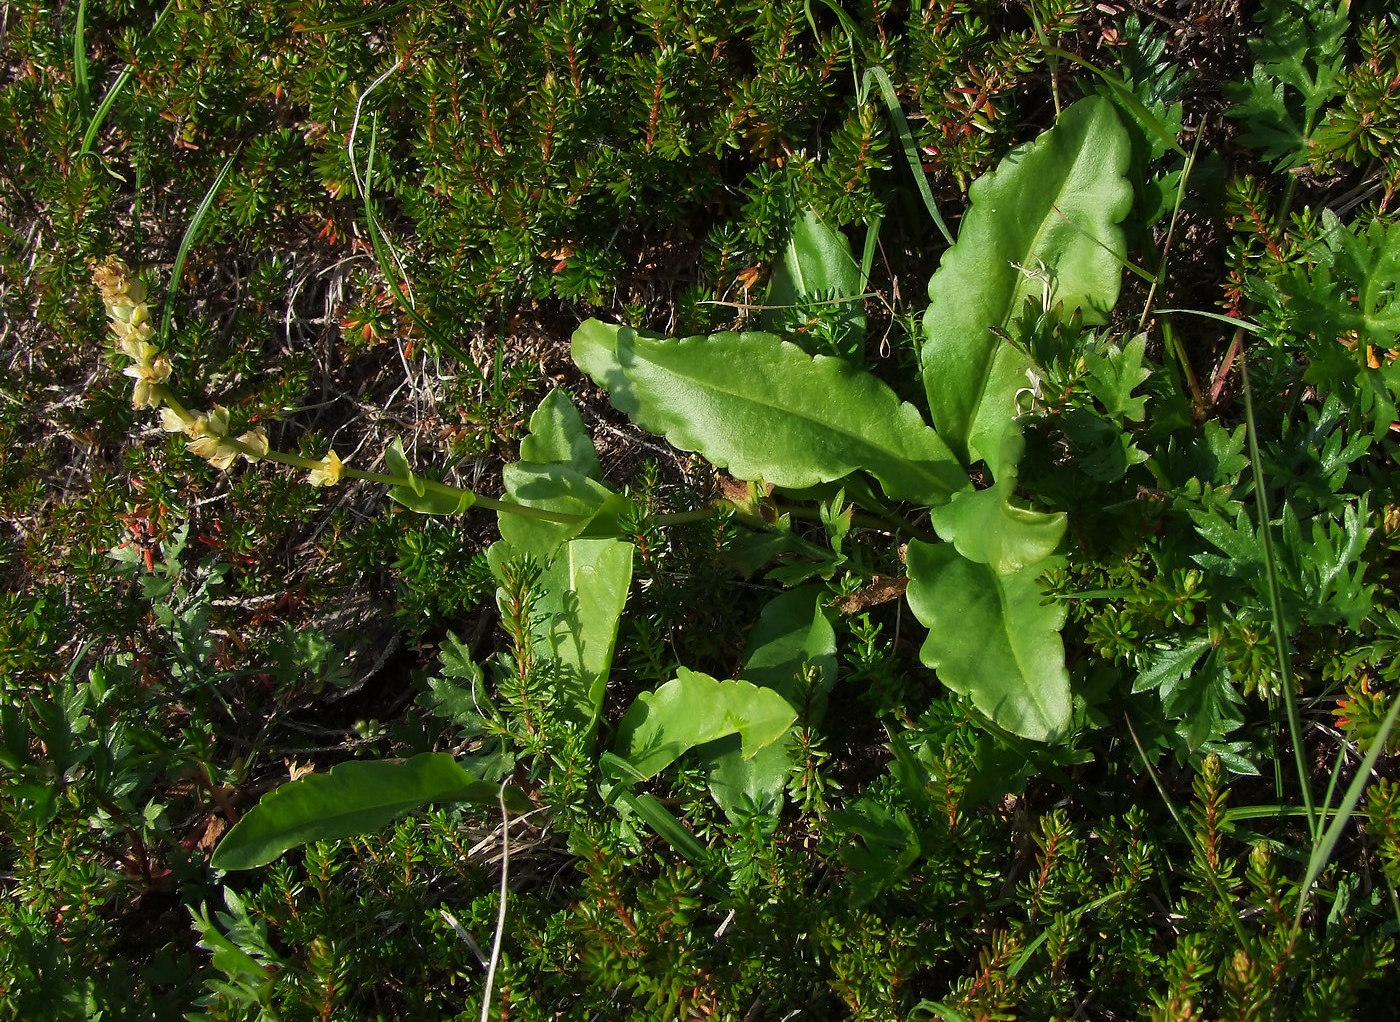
[4,0,1400,1018]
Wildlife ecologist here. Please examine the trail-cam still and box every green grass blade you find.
[1240,359,1317,837]
[1157,308,1263,332]
[798,0,952,246]
[1008,889,1127,977]
[159,155,236,345]
[1140,126,1205,329]
[860,210,880,293]
[1297,692,1400,924]
[72,0,91,123]
[75,0,174,166]
[76,65,133,166]
[862,67,954,247]
[348,73,480,377]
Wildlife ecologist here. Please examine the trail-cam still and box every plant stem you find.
[170,396,936,537]
[656,501,935,542]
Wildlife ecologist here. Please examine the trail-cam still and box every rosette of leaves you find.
[575,96,1133,743]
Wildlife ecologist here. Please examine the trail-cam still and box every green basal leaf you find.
[905,541,1071,742]
[921,96,1132,474]
[519,388,602,480]
[497,463,631,562]
[740,586,838,706]
[705,587,836,822]
[706,738,794,824]
[614,667,797,781]
[573,320,967,506]
[534,537,634,734]
[929,480,1067,575]
[211,752,528,871]
[763,208,867,359]
[492,390,630,558]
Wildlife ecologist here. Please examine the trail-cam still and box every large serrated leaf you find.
[572,321,966,506]
[615,668,797,781]
[921,96,1132,471]
[210,753,528,871]
[904,540,1070,742]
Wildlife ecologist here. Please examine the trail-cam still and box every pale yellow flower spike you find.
[188,434,242,471]
[92,258,141,307]
[307,449,344,487]
[160,406,196,433]
[123,355,172,408]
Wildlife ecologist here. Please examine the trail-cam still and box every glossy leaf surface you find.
[763,209,866,358]
[929,481,1067,575]
[905,540,1071,742]
[211,753,526,871]
[573,320,966,506]
[921,96,1132,471]
[496,390,628,558]
[615,668,797,781]
[519,388,602,480]
[534,537,634,733]
[706,587,836,821]
[496,463,631,562]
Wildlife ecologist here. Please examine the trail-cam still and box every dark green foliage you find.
[6,0,1400,1019]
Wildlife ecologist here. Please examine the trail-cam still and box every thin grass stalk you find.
[1240,358,1317,837]
[1296,692,1400,927]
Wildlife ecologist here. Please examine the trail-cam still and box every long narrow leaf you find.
[1298,693,1400,922]
[75,1,175,164]
[862,67,955,246]
[159,156,236,344]
[212,753,527,871]
[72,0,91,123]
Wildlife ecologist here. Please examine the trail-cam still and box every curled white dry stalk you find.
[479,780,512,1022]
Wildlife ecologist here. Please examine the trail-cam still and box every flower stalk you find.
[94,258,592,525]
[95,259,915,537]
